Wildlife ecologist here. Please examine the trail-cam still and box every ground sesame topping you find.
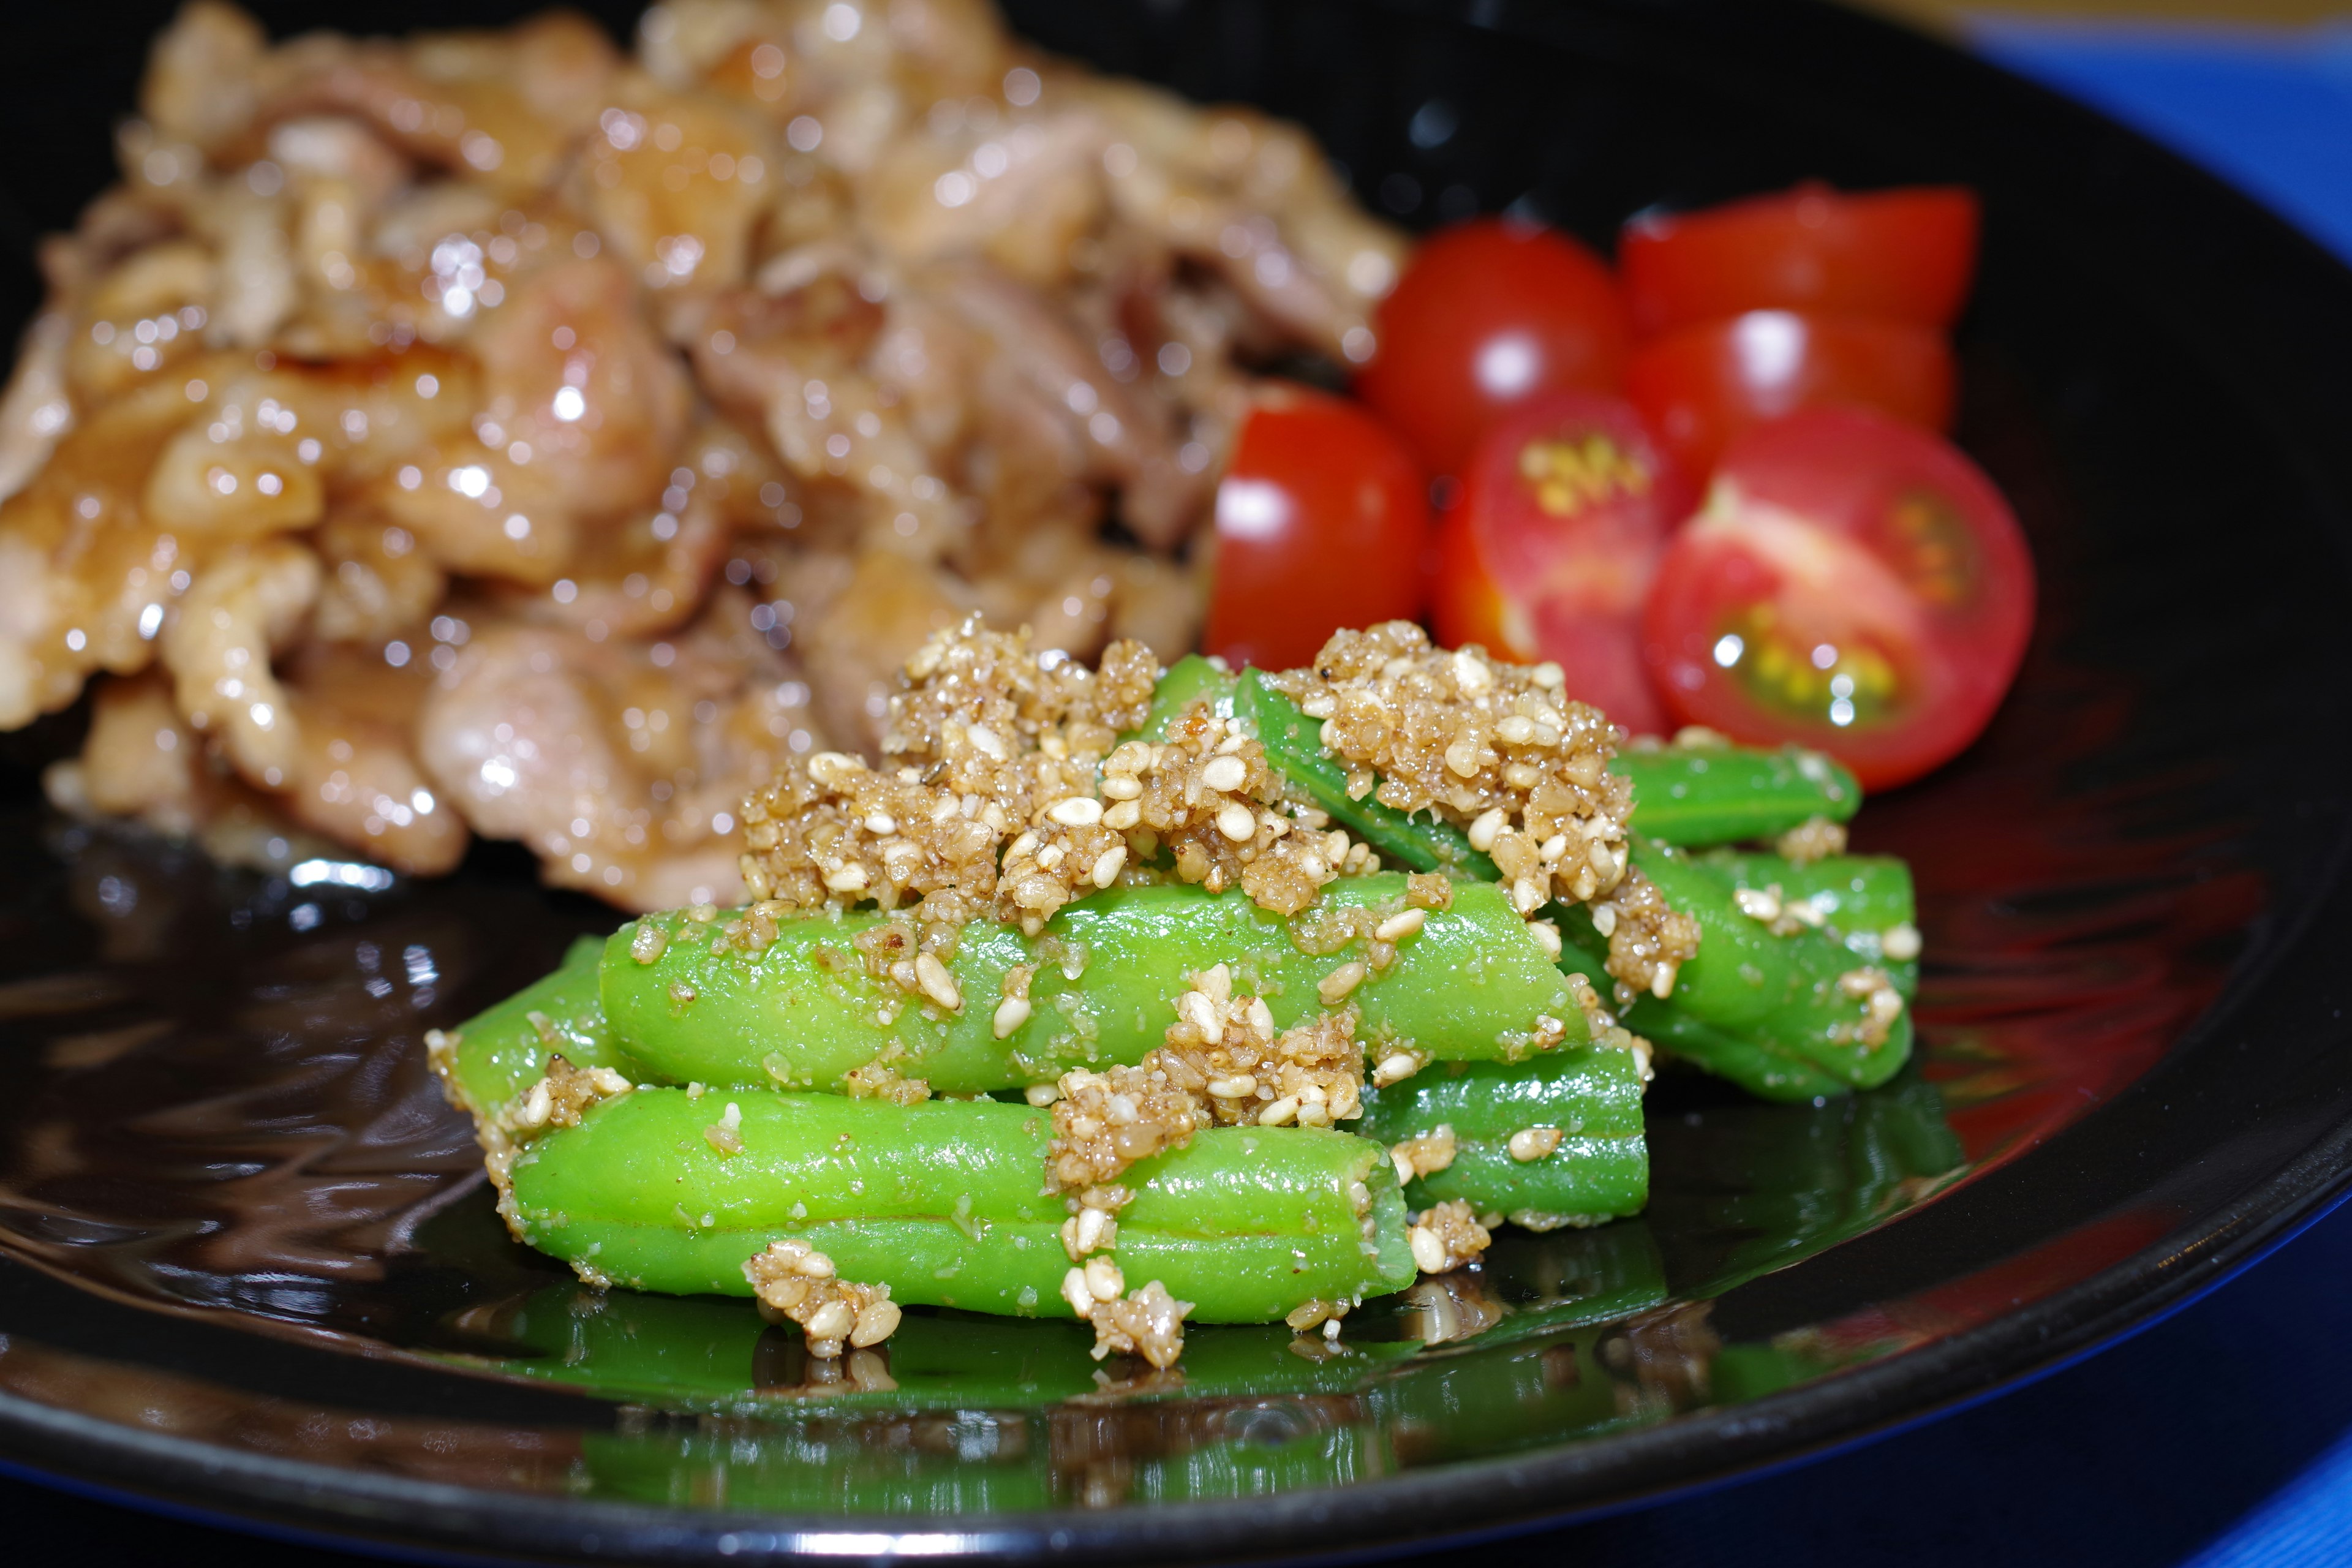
[1406,1199,1492,1274]
[703,1099,744,1156]
[1047,1061,1204,1192]
[1776,815,1850,865]
[744,1240,902,1357]
[1081,1279,1193,1368]
[1833,966,1907,1049]
[1265,622,1637,910]
[1589,867,1702,1005]
[1389,1124,1458,1185]
[1153,965,1366,1129]
[628,922,668,965]
[508,1055,633,1136]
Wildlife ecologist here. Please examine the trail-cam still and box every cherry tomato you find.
[1641,407,2034,790]
[1355,217,1631,477]
[1621,182,1980,337]
[1204,388,1430,671]
[1434,391,1688,734]
[1626,309,1954,478]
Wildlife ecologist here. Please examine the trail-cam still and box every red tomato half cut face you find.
[1434,391,1688,734]
[1641,407,2034,788]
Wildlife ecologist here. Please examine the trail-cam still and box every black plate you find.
[6,0,2352,1561]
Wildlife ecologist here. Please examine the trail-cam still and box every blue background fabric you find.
[15,18,2352,1565]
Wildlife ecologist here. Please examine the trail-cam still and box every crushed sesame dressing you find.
[744,1239,903,1358]
[1776,815,1850,865]
[1265,622,1700,1000]
[1408,1199,1493,1275]
[1075,1278,1193,1369]
[424,1032,632,1242]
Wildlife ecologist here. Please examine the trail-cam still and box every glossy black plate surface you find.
[6,0,2352,1561]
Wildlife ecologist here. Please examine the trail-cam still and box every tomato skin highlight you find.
[1641,407,2034,790]
[1433,391,1686,735]
[1355,217,1631,477]
[1626,309,1954,479]
[1204,389,1431,672]
[1621,183,1981,336]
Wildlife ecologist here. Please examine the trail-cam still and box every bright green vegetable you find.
[1234,669,1498,880]
[1132,652,1238,742]
[439,935,640,1118]
[1688,848,1918,995]
[603,875,1583,1095]
[1357,1047,1648,1222]
[1614,743,1860,846]
[505,1088,1414,1322]
[1558,839,1912,1101]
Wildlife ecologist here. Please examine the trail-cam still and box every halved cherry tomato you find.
[1204,388,1430,671]
[1642,407,2034,790]
[1434,391,1688,734]
[1355,217,1630,477]
[1626,309,1953,478]
[1621,183,1981,337]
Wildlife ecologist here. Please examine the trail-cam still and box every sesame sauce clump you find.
[744,1239,903,1358]
[1266,621,1698,1001]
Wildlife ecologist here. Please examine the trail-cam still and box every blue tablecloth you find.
[14,20,2352,1567]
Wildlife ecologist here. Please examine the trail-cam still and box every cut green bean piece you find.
[439,935,642,1118]
[1358,1046,1649,1222]
[1613,742,1860,846]
[1687,849,1918,994]
[1556,839,1912,1101]
[506,1088,1414,1322]
[1131,653,1237,742]
[1235,669,1499,880]
[605,875,1581,1095]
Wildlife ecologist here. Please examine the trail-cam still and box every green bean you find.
[1234,669,1498,880]
[1357,1047,1648,1223]
[1688,848,1919,995]
[1131,652,1238,742]
[505,1087,1414,1322]
[1614,742,1860,846]
[603,875,1581,1095]
[436,935,641,1119]
[1556,839,1913,1101]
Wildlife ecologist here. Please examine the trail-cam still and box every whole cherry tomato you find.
[1355,217,1630,477]
[1434,391,1687,734]
[1642,406,2035,790]
[1621,183,1981,336]
[1626,309,1954,478]
[1204,388,1430,671]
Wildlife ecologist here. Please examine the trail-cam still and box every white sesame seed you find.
[1883,921,1922,962]
[1591,904,1618,938]
[1208,1074,1258,1098]
[1103,800,1142,830]
[1091,845,1127,887]
[1374,908,1426,943]
[992,995,1032,1039]
[1178,988,1224,1045]
[1084,1256,1125,1300]
[1468,807,1507,852]
[1444,739,1481,777]
[1508,1126,1564,1161]
[1049,796,1102,826]
[1258,1095,1300,1126]
[1246,995,1274,1036]
[965,723,1008,759]
[1496,715,1536,745]
[1650,961,1678,1000]
[824,864,869,892]
[1409,1226,1447,1273]
[1525,920,1562,960]
[1216,802,1257,842]
[1318,961,1367,1003]
[1200,753,1248,792]
[1531,662,1565,688]
[1060,1267,1093,1317]
[1373,1051,1422,1087]
[1735,886,1784,922]
[863,810,896,835]
[1101,775,1142,799]
[914,952,962,1011]
[804,1300,855,1341]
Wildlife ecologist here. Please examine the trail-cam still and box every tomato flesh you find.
[1626,309,1953,479]
[1621,182,1981,336]
[1355,217,1630,477]
[1641,407,2033,789]
[1204,388,1430,671]
[1433,391,1686,734]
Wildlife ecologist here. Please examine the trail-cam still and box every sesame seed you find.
[1319,961,1366,1003]
[1650,961,1678,1000]
[1468,807,1508,851]
[1374,908,1425,943]
[914,952,962,1011]
[1216,802,1257,842]
[1103,801,1142,830]
[1101,775,1142,799]
[1049,796,1102,826]
[1883,921,1922,961]
[1091,845,1126,887]
[629,922,668,963]
[993,995,1032,1039]
[1084,1256,1125,1300]
[1525,920,1561,960]
[1409,1226,1447,1273]
[1060,1267,1094,1317]
[1200,754,1247,792]
[1507,1126,1564,1161]
[1258,1095,1300,1125]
